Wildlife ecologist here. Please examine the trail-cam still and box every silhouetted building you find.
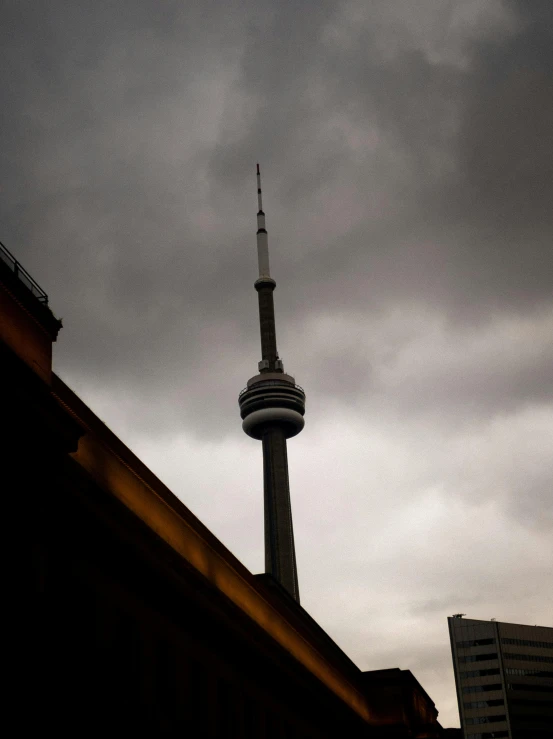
[3,230,458,736]
[362,669,460,737]
[448,616,553,738]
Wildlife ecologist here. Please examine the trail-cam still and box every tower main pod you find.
[238,165,305,602]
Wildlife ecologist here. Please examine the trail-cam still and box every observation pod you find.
[239,373,306,440]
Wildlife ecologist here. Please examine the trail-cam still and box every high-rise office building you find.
[448,616,553,738]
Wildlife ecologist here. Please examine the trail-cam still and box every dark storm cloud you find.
[1,0,552,428]
[1,0,259,434]
[430,0,553,314]
[292,0,553,320]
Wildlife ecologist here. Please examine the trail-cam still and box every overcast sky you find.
[2,0,552,726]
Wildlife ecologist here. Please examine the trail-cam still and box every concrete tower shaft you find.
[238,165,305,603]
[262,426,300,600]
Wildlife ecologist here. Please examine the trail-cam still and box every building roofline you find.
[448,616,552,631]
[362,668,438,711]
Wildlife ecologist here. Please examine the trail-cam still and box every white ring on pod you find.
[242,407,305,439]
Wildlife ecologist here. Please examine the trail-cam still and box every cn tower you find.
[238,164,305,602]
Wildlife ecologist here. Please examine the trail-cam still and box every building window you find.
[459,653,498,663]
[503,652,553,663]
[514,713,553,724]
[505,667,553,677]
[510,697,553,706]
[507,683,553,693]
[464,699,504,709]
[465,714,506,725]
[462,684,502,694]
[461,668,501,678]
[502,637,552,649]
[457,638,496,648]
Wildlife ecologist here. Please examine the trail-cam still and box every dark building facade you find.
[448,616,553,738]
[3,239,458,736]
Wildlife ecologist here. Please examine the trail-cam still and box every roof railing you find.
[0,240,49,304]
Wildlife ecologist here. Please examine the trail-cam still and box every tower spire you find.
[238,164,306,602]
[256,163,270,279]
[257,162,263,212]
